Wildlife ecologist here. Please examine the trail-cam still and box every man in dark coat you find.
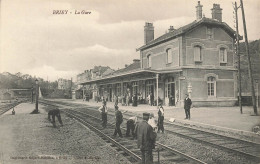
[48,108,63,127]
[113,105,123,138]
[157,104,164,133]
[184,94,192,119]
[132,94,138,107]
[135,112,157,164]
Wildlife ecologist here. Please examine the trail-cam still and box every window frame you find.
[194,45,202,62]
[147,54,152,68]
[219,47,227,64]
[166,48,172,64]
[132,81,138,95]
[207,76,216,97]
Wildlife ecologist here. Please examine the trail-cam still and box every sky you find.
[0,0,259,82]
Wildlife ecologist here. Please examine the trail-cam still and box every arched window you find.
[147,54,151,68]
[194,46,202,62]
[219,47,227,63]
[166,48,172,64]
[207,76,216,97]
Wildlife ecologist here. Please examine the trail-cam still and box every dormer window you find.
[219,47,227,63]
[194,46,202,62]
[166,48,172,64]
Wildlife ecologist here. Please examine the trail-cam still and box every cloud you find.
[21,65,79,81]
[1,0,259,82]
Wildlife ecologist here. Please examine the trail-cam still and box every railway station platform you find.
[58,99,260,138]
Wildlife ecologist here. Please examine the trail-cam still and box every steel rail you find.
[0,101,25,115]
[40,99,260,162]
[63,110,142,162]
[156,143,207,164]
[61,107,207,164]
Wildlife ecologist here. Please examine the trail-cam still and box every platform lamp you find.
[31,83,34,103]
[35,79,39,113]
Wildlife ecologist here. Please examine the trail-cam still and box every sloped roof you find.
[137,17,236,51]
[105,61,141,77]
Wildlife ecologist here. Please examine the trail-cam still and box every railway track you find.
[40,99,260,163]
[0,100,26,115]
[40,99,206,164]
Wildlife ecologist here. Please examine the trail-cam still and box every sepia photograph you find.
[0,0,260,163]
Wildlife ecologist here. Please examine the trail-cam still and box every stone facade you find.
[79,2,237,107]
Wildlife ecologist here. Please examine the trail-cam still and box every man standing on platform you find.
[184,94,192,120]
[135,112,157,164]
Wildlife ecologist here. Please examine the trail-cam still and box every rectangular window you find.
[145,80,153,98]
[194,46,202,62]
[207,82,215,96]
[167,49,172,64]
[132,81,138,95]
[147,55,152,68]
[219,48,227,63]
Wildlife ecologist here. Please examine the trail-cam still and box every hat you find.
[185,94,189,96]
[143,112,150,120]
[114,105,119,109]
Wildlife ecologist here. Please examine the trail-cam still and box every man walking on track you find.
[48,108,63,127]
[184,94,192,120]
[98,101,108,128]
[113,105,123,138]
[135,112,157,164]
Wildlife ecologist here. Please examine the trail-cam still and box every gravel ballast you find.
[0,103,131,164]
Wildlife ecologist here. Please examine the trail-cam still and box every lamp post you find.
[35,79,39,113]
[31,84,34,103]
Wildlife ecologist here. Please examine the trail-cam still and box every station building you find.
[79,2,238,107]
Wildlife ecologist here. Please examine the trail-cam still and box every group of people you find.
[46,93,192,163]
[98,99,166,164]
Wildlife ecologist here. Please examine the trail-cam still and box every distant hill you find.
[238,39,260,95]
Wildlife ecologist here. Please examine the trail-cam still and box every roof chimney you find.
[144,22,154,44]
[196,1,203,20]
[168,26,175,32]
[211,4,222,22]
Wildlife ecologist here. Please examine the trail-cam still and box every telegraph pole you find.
[35,79,39,113]
[240,0,257,115]
[234,2,242,114]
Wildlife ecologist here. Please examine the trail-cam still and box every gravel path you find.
[0,103,131,164]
